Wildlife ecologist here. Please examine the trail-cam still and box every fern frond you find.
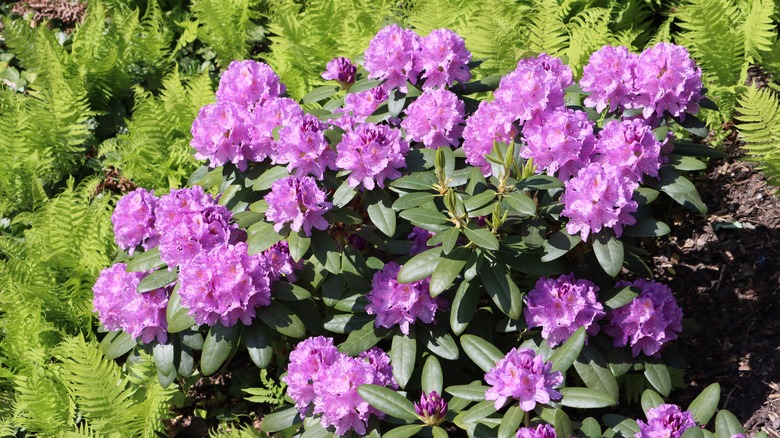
[527,0,570,57]
[741,0,777,62]
[566,7,612,76]
[209,424,265,437]
[125,351,176,438]
[191,0,260,66]
[405,0,477,35]
[736,86,780,185]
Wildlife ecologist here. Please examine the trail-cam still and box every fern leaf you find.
[527,0,570,57]
[741,0,777,62]
[736,86,780,185]
[566,7,611,76]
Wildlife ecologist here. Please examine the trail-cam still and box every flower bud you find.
[414,391,447,426]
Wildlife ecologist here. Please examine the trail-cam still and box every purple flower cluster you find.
[365,262,445,335]
[321,57,357,87]
[215,60,286,108]
[560,163,638,240]
[336,123,409,190]
[248,97,305,163]
[93,264,168,343]
[484,347,563,411]
[462,100,517,176]
[275,114,337,179]
[581,43,702,120]
[283,337,397,435]
[408,226,436,255]
[605,279,683,357]
[112,188,159,254]
[636,404,696,438]
[520,108,596,180]
[524,274,605,348]
[333,86,389,130]
[264,176,332,236]
[594,119,663,182]
[401,88,465,149]
[364,25,471,91]
[516,424,557,438]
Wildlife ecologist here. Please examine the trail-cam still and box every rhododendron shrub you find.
[94,27,735,437]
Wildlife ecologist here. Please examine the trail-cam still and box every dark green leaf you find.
[464,190,496,212]
[687,383,720,425]
[461,334,502,372]
[398,247,443,283]
[559,388,616,408]
[321,274,345,307]
[624,217,671,237]
[287,232,311,262]
[153,342,174,376]
[383,425,425,438]
[445,383,490,401]
[301,86,339,104]
[604,415,640,438]
[671,141,726,158]
[251,166,289,191]
[425,326,460,360]
[432,426,448,438]
[574,345,619,402]
[669,155,707,171]
[390,173,438,191]
[272,282,312,301]
[677,114,709,138]
[644,361,672,397]
[429,227,459,254]
[498,406,524,438]
[422,355,443,395]
[99,331,136,360]
[137,268,178,293]
[388,89,406,118]
[233,211,264,228]
[430,247,469,296]
[450,280,480,335]
[480,260,522,319]
[323,313,374,334]
[260,406,302,433]
[593,232,624,277]
[177,343,195,378]
[579,417,602,438]
[520,217,546,249]
[390,333,417,389]
[460,400,497,424]
[463,226,499,251]
[357,384,419,422]
[311,233,342,274]
[458,75,501,94]
[505,191,537,216]
[257,301,306,338]
[125,247,164,272]
[641,390,665,415]
[201,323,238,376]
[555,408,574,438]
[393,192,436,210]
[549,327,586,374]
[339,321,388,355]
[715,410,745,438]
[166,285,196,333]
[399,208,449,226]
[348,78,384,94]
[634,188,660,205]
[244,322,273,368]
[332,180,358,208]
[516,175,564,190]
[602,285,641,310]
[542,231,582,262]
[247,221,283,255]
[367,190,396,237]
[647,167,707,214]
[682,427,705,438]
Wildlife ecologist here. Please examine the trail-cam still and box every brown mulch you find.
[645,146,780,436]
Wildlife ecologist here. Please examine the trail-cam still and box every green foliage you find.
[736,86,780,185]
[190,0,263,67]
[242,369,287,406]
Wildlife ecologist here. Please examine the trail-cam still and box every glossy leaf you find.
[390,333,417,389]
[450,280,480,335]
[383,425,425,438]
[287,232,311,262]
[302,85,339,104]
[579,417,602,438]
[323,313,374,334]
[399,208,449,226]
[393,192,436,210]
[460,400,497,424]
[498,405,524,438]
[357,384,419,422]
[648,167,707,214]
[461,334,502,372]
[593,232,624,277]
[559,387,616,408]
[574,345,619,402]
[332,180,358,208]
[644,361,672,397]
[166,285,196,333]
[260,405,302,433]
[641,389,665,415]
[715,410,745,438]
[425,326,460,360]
[422,355,443,395]
[687,383,720,425]
[244,322,273,368]
[542,231,582,262]
[463,226,499,250]
[153,342,174,376]
[480,260,522,319]
[257,301,306,338]
[339,321,387,356]
[430,247,469,296]
[272,282,312,301]
[201,323,238,376]
[505,191,537,216]
[251,166,289,191]
[99,331,136,360]
[125,247,164,272]
[555,408,574,438]
[398,247,443,283]
[445,383,490,401]
[549,327,586,374]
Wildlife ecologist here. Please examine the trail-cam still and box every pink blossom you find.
[335,123,409,190]
[418,28,471,89]
[484,347,563,411]
[516,424,557,438]
[112,188,159,254]
[520,108,596,180]
[275,114,337,179]
[364,24,421,92]
[593,119,663,182]
[402,88,465,148]
[634,43,703,120]
[581,45,639,113]
[462,100,518,176]
[215,60,285,108]
[636,404,696,438]
[264,176,331,236]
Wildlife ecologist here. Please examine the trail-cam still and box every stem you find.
[524,410,530,428]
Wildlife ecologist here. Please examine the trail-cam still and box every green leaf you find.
[125,247,164,272]
[677,114,709,138]
[383,425,425,438]
[432,426,448,438]
[425,326,460,360]
[430,247,469,296]
[505,191,537,216]
[367,189,396,237]
[574,345,619,402]
[244,322,273,368]
[302,85,339,104]
[602,285,641,310]
[390,333,417,389]
[398,247,443,283]
[579,417,602,438]
[332,180,358,208]
[201,323,238,376]
[450,280,480,335]
[461,334,503,372]
[393,192,436,210]
[549,327,586,374]
[422,355,443,395]
[311,233,342,274]
[323,313,374,334]
[247,221,283,255]
[251,166,290,191]
[555,408,574,438]
[271,282,312,301]
[641,390,665,416]
[358,384,419,422]
[648,167,707,214]
[339,321,387,355]
[682,427,705,438]
[348,78,384,94]
[166,285,196,333]
[542,231,582,262]
[669,155,707,171]
[604,414,640,438]
[257,301,306,338]
[498,405,524,438]
[445,383,490,401]
[593,232,624,277]
[687,383,720,426]
[480,260,522,319]
[516,175,563,190]
[464,190,496,212]
[287,232,311,262]
[635,188,660,205]
[715,410,745,438]
[153,342,174,376]
[429,227,459,254]
[388,89,406,118]
[463,226,499,251]
[559,388,616,408]
[624,217,671,237]
[233,211,264,228]
[260,406,302,433]
[460,400,497,424]
[399,208,449,226]
[671,141,726,158]
[137,268,178,293]
[644,361,672,397]
[99,331,136,360]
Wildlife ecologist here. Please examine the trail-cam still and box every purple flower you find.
[156,187,238,268]
[191,101,254,171]
[215,60,285,108]
[581,45,639,113]
[561,163,638,241]
[112,188,159,254]
[364,24,421,92]
[332,86,389,130]
[462,100,518,176]
[605,279,683,357]
[516,424,557,438]
[93,264,168,344]
[246,97,305,163]
[284,336,341,414]
[520,108,596,180]
[322,57,357,87]
[335,123,409,190]
[524,274,605,348]
[415,391,447,426]
[594,119,663,182]
[401,88,465,149]
[365,262,445,335]
[484,347,563,411]
[262,241,300,282]
[264,176,331,236]
[494,54,573,124]
[178,242,271,327]
[634,43,703,120]
[418,28,471,89]
[408,226,436,255]
[636,404,696,438]
[275,114,337,179]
